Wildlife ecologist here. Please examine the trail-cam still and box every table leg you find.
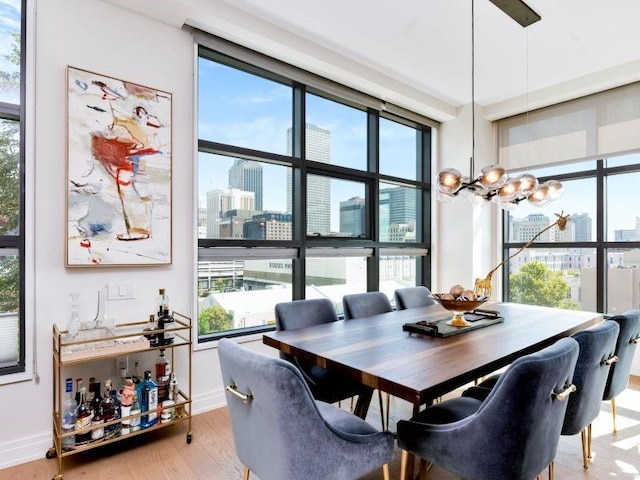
[353,388,374,419]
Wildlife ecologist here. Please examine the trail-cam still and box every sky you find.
[197,57,419,231]
[197,52,640,239]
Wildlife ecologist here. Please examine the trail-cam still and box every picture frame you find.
[66,66,172,266]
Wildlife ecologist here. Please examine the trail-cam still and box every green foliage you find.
[0,256,19,313]
[214,278,227,293]
[0,120,20,234]
[509,261,577,309]
[0,31,20,95]
[198,305,234,335]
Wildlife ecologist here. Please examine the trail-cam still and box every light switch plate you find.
[107,282,136,300]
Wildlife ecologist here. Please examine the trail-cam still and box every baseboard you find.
[191,387,227,415]
[0,431,51,470]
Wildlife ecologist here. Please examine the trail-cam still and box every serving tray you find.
[403,309,504,338]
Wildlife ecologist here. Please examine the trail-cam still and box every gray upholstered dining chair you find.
[396,337,580,480]
[342,291,393,320]
[394,286,435,310]
[466,320,620,470]
[559,320,619,469]
[274,298,372,407]
[341,291,393,430]
[218,338,394,480]
[602,309,640,433]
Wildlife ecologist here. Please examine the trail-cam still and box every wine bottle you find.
[129,392,141,432]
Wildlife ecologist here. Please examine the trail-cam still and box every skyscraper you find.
[339,197,366,237]
[571,213,592,242]
[228,159,263,211]
[512,214,551,242]
[206,188,255,238]
[286,123,331,235]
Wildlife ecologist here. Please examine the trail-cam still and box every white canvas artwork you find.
[66,67,172,266]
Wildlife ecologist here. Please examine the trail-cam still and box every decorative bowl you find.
[432,294,488,327]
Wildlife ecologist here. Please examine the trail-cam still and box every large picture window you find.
[196,42,432,340]
[503,154,640,314]
[0,0,25,375]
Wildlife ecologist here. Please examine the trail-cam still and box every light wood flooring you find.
[2,377,639,480]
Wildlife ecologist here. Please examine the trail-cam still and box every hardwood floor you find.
[2,377,639,480]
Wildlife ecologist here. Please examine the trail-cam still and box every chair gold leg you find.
[385,392,391,432]
[382,463,390,480]
[611,397,618,433]
[400,450,409,480]
[377,389,385,431]
[549,461,554,480]
[587,423,593,461]
[580,429,589,469]
[243,467,250,480]
[537,475,542,480]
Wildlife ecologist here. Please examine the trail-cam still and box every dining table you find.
[262,302,602,419]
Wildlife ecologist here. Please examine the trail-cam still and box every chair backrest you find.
[274,298,338,332]
[394,286,435,310]
[342,292,393,320]
[218,339,391,480]
[562,320,619,435]
[461,338,579,479]
[603,309,640,401]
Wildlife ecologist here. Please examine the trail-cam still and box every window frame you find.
[0,0,26,377]
[196,43,432,342]
[502,158,640,313]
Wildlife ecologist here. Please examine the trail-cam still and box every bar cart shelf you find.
[47,312,193,480]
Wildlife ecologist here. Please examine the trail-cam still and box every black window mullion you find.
[366,109,379,291]
[596,159,606,313]
[292,84,306,300]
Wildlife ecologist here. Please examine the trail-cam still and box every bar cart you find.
[47,312,193,480]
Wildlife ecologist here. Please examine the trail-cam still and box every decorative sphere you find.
[449,284,465,297]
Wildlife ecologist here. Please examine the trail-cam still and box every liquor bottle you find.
[74,387,93,444]
[90,406,104,441]
[74,378,83,409]
[155,349,171,403]
[157,288,175,345]
[143,314,160,347]
[101,379,117,437]
[120,378,135,435]
[170,373,184,418]
[61,378,77,449]
[138,370,158,429]
[129,391,141,432]
[89,379,102,417]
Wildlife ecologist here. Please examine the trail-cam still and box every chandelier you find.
[435,0,563,210]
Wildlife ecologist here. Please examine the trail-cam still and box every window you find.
[502,155,640,314]
[196,42,433,340]
[0,0,25,374]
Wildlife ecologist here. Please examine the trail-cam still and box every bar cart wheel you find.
[187,432,192,444]
[53,474,63,479]
[45,447,57,459]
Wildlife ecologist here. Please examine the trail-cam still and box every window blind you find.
[497,81,640,170]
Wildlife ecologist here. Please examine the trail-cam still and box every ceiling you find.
[104,0,640,122]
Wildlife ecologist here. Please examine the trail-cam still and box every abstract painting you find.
[66,67,172,266]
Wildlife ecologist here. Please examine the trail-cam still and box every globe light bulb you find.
[517,173,538,195]
[436,168,462,194]
[528,184,550,206]
[479,165,506,189]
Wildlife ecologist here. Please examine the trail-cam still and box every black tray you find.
[403,310,504,338]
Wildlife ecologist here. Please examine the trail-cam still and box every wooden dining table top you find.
[262,302,602,408]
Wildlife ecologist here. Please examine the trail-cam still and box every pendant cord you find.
[471,0,475,180]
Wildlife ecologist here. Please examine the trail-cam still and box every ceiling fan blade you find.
[488,0,541,27]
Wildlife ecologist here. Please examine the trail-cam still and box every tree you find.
[0,31,20,314]
[509,261,579,310]
[199,305,234,335]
